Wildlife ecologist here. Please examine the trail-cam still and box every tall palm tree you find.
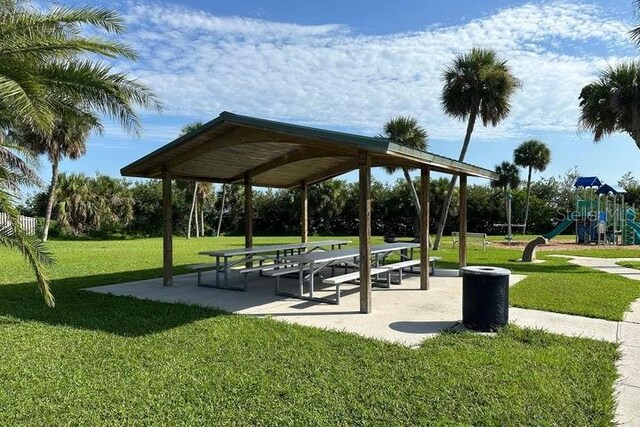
[14,113,99,241]
[0,2,160,305]
[179,122,204,239]
[379,116,428,238]
[579,61,640,149]
[197,182,213,236]
[216,184,227,237]
[0,140,54,306]
[490,161,520,238]
[432,48,520,249]
[513,140,551,234]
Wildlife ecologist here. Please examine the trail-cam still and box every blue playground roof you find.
[574,176,601,188]
[595,184,620,195]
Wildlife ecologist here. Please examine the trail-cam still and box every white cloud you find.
[112,0,636,142]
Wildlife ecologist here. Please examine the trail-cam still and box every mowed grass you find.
[617,261,640,270]
[0,236,622,425]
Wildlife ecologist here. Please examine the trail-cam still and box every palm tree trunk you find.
[216,184,226,237]
[402,167,433,246]
[402,167,421,218]
[433,106,478,250]
[523,166,532,235]
[42,160,59,242]
[200,202,205,237]
[187,182,198,239]
[195,199,199,238]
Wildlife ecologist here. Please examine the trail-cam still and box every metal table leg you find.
[224,256,229,288]
[215,256,220,287]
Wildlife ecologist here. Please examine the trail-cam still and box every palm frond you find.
[0,186,54,306]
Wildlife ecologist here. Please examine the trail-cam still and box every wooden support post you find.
[458,174,467,271]
[244,174,253,267]
[162,167,173,287]
[359,152,372,313]
[420,167,430,290]
[300,180,308,243]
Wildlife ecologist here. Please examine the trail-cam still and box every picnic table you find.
[281,242,420,303]
[197,240,351,289]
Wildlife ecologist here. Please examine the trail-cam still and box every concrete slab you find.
[509,307,618,342]
[624,299,640,324]
[617,345,640,389]
[87,269,526,347]
[619,321,640,348]
[614,383,640,427]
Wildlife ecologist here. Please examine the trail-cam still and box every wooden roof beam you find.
[227,148,349,184]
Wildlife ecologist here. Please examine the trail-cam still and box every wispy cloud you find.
[112,0,635,142]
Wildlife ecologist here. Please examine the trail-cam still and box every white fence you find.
[0,212,37,236]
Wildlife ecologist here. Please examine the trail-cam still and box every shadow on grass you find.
[0,266,227,337]
[437,260,585,275]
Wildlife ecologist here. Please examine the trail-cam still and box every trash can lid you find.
[460,266,511,276]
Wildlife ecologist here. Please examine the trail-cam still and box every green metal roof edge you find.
[218,111,391,153]
[121,111,497,180]
[120,113,227,175]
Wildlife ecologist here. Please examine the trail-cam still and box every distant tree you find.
[433,48,520,249]
[513,140,551,234]
[491,161,521,199]
[379,116,428,239]
[618,171,639,190]
[619,171,640,206]
[579,62,640,149]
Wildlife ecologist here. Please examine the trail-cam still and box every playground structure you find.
[522,176,640,262]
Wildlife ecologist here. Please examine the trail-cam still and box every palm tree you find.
[14,113,99,241]
[379,116,428,239]
[630,1,640,47]
[513,140,551,234]
[0,2,160,136]
[0,140,54,306]
[216,184,227,237]
[579,61,640,149]
[491,161,521,200]
[432,48,520,249]
[197,182,213,236]
[0,2,160,305]
[179,122,204,239]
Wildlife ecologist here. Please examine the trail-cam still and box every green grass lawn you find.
[0,236,625,425]
[617,261,640,270]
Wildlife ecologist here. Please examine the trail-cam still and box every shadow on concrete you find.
[389,320,458,334]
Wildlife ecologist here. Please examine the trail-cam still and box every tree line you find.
[22,168,640,239]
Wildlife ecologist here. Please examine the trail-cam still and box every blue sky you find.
[58,0,639,187]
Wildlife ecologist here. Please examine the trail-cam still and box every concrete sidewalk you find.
[552,255,640,426]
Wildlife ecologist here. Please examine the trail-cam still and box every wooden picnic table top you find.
[198,240,351,258]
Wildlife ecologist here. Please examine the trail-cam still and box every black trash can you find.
[461,266,510,332]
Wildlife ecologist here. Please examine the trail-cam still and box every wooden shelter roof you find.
[121,111,497,188]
